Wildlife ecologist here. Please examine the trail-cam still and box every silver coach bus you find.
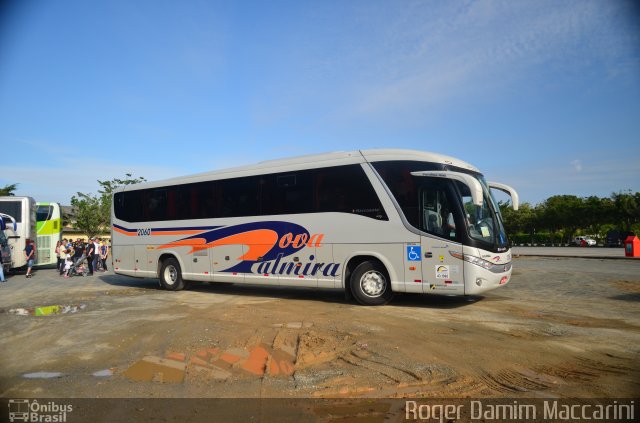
[111,149,518,305]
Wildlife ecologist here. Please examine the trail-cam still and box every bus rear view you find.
[0,196,37,271]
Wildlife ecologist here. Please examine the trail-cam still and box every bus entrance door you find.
[421,238,465,295]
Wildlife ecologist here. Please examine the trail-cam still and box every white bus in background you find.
[111,149,519,305]
[35,202,63,266]
[0,196,37,270]
[0,213,16,273]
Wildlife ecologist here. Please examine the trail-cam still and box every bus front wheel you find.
[350,260,392,305]
[160,258,185,291]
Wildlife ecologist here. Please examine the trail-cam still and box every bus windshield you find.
[36,204,53,222]
[455,177,509,249]
[372,160,509,251]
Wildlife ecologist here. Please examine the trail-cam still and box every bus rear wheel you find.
[350,260,392,305]
[160,258,185,291]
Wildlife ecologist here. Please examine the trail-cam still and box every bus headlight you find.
[450,251,494,271]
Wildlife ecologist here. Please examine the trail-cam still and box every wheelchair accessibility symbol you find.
[407,246,421,261]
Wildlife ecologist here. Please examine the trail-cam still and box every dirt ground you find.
[0,256,638,399]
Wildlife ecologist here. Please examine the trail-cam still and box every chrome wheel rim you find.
[164,265,178,285]
[360,270,386,297]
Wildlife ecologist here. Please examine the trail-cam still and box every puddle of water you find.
[123,356,185,383]
[35,306,60,316]
[23,372,63,379]
[8,304,86,316]
[92,369,113,377]
[272,322,314,329]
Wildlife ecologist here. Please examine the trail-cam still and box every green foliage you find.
[70,193,102,239]
[96,173,146,230]
[503,191,640,245]
[612,191,640,231]
[499,201,536,234]
[71,174,146,237]
[0,183,18,196]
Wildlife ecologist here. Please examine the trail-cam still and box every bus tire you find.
[349,260,392,305]
[160,258,185,291]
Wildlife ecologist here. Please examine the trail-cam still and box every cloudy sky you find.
[1,0,638,206]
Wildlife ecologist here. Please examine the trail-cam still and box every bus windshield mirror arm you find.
[487,181,519,211]
[410,171,483,208]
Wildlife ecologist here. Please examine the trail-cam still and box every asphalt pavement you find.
[512,246,636,259]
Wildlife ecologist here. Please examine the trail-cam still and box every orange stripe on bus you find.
[156,238,208,254]
[113,226,135,236]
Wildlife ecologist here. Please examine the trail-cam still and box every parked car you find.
[605,230,634,248]
[573,236,596,247]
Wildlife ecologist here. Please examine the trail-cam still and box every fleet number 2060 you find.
[137,228,152,236]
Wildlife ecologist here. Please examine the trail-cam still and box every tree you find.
[499,201,537,235]
[537,195,584,243]
[582,196,615,239]
[97,174,146,230]
[501,191,640,245]
[0,183,18,196]
[612,191,640,232]
[71,174,146,237]
[70,193,103,239]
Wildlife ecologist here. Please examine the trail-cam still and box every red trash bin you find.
[623,236,640,257]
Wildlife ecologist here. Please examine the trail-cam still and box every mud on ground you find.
[0,257,638,398]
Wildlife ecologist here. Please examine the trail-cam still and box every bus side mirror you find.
[487,182,519,210]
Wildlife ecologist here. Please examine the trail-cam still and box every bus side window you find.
[196,181,217,219]
[315,167,350,213]
[314,165,387,219]
[218,177,260,218]
[259,176,273,216]
[147,189,167,221]
[173,185,191,220]
[166,187,177,220]
[122,191,142,222]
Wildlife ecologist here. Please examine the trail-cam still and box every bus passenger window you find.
[145,189,167,221]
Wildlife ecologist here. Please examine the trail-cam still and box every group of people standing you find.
[55,238,110,277]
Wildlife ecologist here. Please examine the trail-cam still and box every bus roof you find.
[118,149,480,191]
[0,196,36,202]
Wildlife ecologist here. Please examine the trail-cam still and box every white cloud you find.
[328,0,637,120]
[571,159,583,172]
